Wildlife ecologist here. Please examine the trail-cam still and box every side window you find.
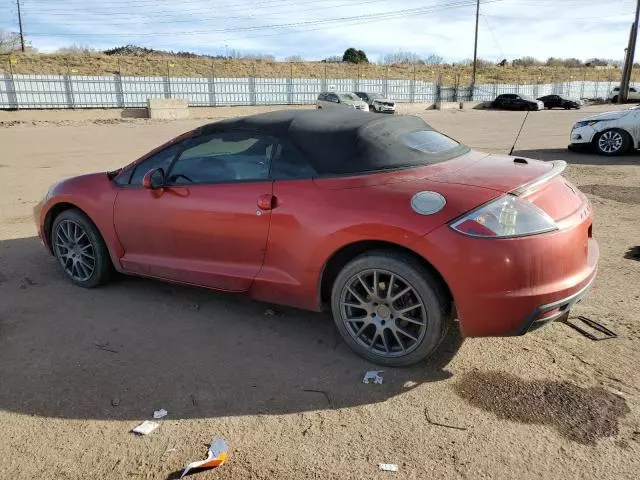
[129,143,182,185]
[270,140,317,180]
[168,131,275,184]
[327,94,339,103]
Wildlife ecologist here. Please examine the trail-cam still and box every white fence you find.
[0,73,628,109]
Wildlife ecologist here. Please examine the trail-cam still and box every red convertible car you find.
[34,109,598,366]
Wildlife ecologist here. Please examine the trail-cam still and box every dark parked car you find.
[492,94,544,111]
[537,94,582,110]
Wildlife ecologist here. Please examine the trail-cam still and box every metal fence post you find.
[452,74,459,102]
[114,73,125,108]
[321,63,327,92]
[383,66,388,97]
[409,63,416,103]
[287,63,294,104]
[208,60,216,107]
[63,67,75,109]
[249,63,256,106]
[4,60,19,109]
[163,61,171,99]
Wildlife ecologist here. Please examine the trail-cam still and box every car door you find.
[326,93,341,108]
[513,95,524,109]
[113,129,276,292]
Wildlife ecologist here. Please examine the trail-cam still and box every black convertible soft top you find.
[199,109,468,175]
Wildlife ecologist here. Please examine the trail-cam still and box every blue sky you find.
[0,0,636,61]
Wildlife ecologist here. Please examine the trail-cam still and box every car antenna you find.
[509,110,530,156]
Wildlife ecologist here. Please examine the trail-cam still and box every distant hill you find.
[0,50,628,85]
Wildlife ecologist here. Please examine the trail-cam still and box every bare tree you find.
[0,30,22,54]
[57,44,97,55]
[285,55,303,62]
[423,53,444,65]
[380,51,422,65]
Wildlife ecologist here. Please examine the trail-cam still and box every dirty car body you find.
[569,107,640,155]
[35,109,598,366]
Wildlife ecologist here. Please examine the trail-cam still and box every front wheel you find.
[331,251,451,367]
[594,129,630,156]
[369,104,376,112]
[611,95,619,104]
[51,209,113,288]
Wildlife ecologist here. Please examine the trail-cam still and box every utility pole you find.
[471,0,480,88]
[619,0,640,103]
[16,0,25,52]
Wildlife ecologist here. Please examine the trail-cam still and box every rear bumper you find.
[420,215,599,338]
[515,268,596,335]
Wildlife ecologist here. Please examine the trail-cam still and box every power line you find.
[20,0,391,16]
[21,0,400,25]
[26,0,503,37]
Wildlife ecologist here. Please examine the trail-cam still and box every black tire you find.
[330,250,452,367]
[51,208,113,288]
[593,128,631,156]
[611,95,619,104]
[369,104,376,113]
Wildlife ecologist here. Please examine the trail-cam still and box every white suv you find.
[569,107,639,155]
[609,86,640,103]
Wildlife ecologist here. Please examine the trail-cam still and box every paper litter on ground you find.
[131,421,160,435]
[363,370,384,384]
[180,438,229,478]
[379,463,398,472]
[153,408,168,419]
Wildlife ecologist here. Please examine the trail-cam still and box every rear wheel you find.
[51,209,112,288]
[611,95,619,103]
[594,129,631,156]
[331,251,451,367]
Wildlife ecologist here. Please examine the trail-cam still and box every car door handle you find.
[257,194,277,211]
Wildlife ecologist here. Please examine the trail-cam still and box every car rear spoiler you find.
[510,160,567,197]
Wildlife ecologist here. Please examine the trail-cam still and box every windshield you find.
[338,93,360,102]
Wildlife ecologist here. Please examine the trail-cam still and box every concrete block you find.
[435,101,461,110]
[147,98,189,120]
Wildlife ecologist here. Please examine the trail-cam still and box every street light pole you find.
[471,0,480,87]
[619,0,640,103]
[16,0,25,52]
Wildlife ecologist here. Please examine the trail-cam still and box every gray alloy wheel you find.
[52,209,112,288]
[594,129,630,156]
[331,251,450,367]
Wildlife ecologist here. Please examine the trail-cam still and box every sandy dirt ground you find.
[0,104,639,480]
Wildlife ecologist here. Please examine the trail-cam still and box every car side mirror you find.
[142,167,165,190]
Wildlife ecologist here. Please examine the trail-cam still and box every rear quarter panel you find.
[250,175,500,310]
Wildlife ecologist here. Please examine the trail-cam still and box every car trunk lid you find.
[429,154,585,221]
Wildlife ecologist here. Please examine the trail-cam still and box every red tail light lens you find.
[450,195,557,238]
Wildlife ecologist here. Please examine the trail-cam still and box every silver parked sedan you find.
[316,92,369,111]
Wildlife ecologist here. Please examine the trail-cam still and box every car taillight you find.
[450,195,557,238]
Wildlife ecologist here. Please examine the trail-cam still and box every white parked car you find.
[609,86,640,103]
[354,91,396,113]
[316,92,368,111]
[569,107,639,155]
